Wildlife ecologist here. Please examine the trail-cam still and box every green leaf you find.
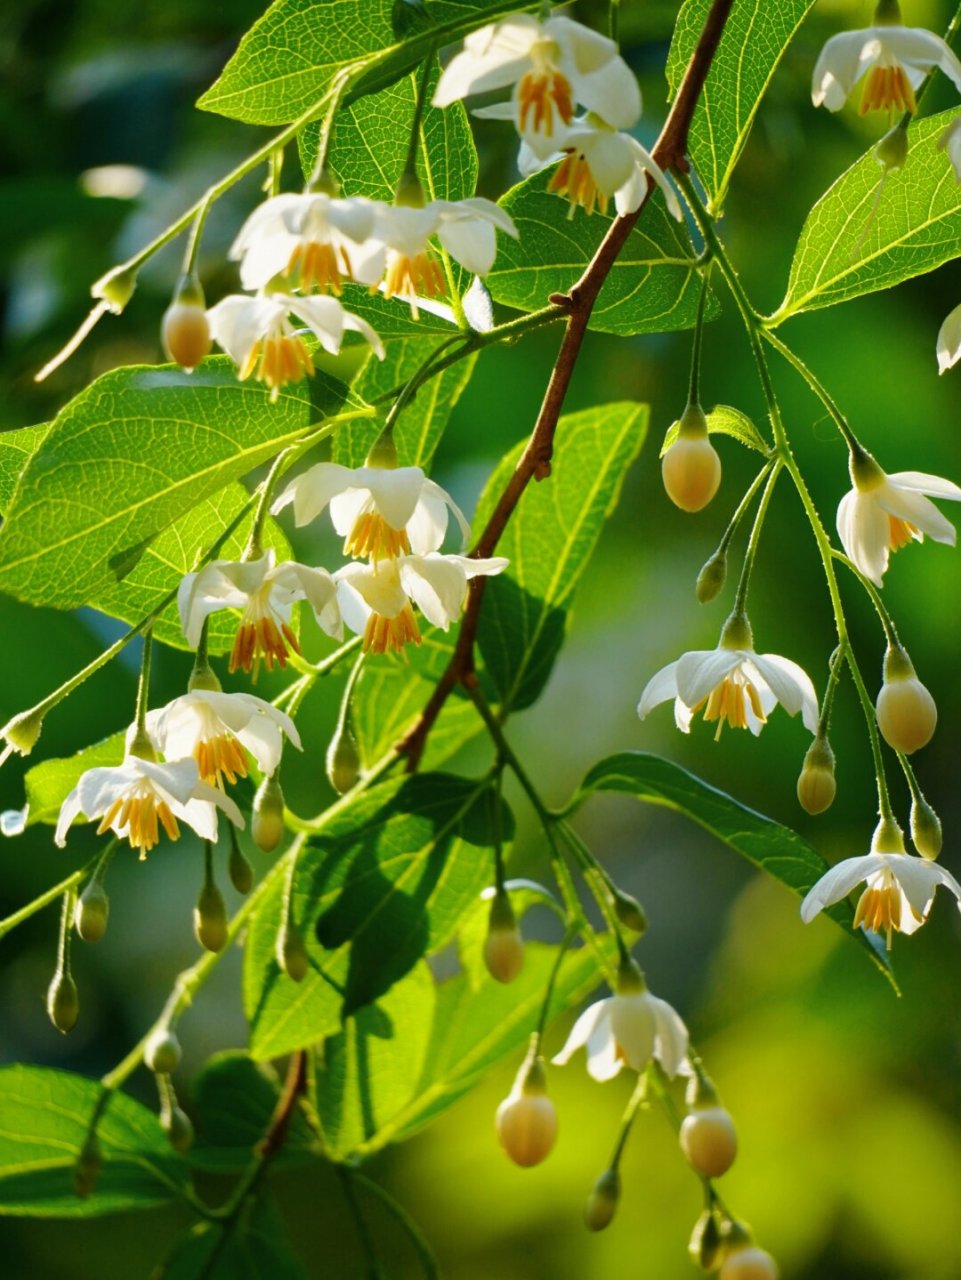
[665,0,816,214]
[188,1053,316,1173]
[776,110,961,320]
[487,172,712,335]
[570,751,894,982]
[197,0,523,126]
[474,401,648,711]
[158,1197,305,1280]
[245,773,509,1060]
[0,1065,190,1217]
[0,359,364,612]
[2,732,125,834]
[0,423,50,514]
[659,404,769,456]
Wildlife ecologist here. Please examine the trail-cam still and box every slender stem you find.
[182,197,212,277]
[762,329,865,457]
[308,68,354,187]
[534,926,577,1044]
[556,821,629,964]
[246,447,297,559]
[0,861,95,941]
[55,886,77,975]
[731,461,781,617]
[608,1071,649,1171]
[352,1172,440,1280]
[491,765,506,890]
[715,461,774,557]
[339,1167,383,1276]
[687,273,711,406]
[401,54,437,185]
[817,642,846,739]
[134,630,154,735]
[831,550,900,645]
[844,645,895,822]
[382,335,466,434]
[462,676,550,822]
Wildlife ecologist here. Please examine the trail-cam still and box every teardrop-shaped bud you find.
[662,406,721,513]
[277,919,310,982]
[2,708,44,754]
[228,836,254,894]
[47,970,79,1034]
[75,879,110,943]
[612,888,647,935]
[876,648,937,755]
[696,550,727,603]
[796,737,836,816]
[145,1028,183,1075]
[495,1088,558,1168]
[326,721,361,795]
[483,890,524,984]
[911,795,943,859]
[689,1209,724,1271]
[252,773,286,853]
[584,1168,620,1232]
[161,1104,195,1153]
[162,302,211,372]
[194,881,228,953]
[680,1106,738,1178]
[719,1246,779,1280]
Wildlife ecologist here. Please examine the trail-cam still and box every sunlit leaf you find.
[659,404,769,456]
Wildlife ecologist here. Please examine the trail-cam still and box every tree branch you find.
[400,0,735,769]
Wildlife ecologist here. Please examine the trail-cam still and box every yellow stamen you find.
[517,68,574,138]
[694,675,767,738]
[285,240,348,294]
[888,514,920,552]
[238,334,314,401]
[380,251,447,319]
[195,733,250,788]
[362,604,422,655]
[97,788,180,859]
[859,63,917,116]
[344,512,411,563]
[548,152,608,218]
[229,614,302,678]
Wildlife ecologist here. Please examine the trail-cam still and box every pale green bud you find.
[252,774,286,853]
[145,1028,183,1075]
[326,722,361,795]
[228,836,254,895]
[161,1105,195,1153]
[92,264,138,314]
[584,1168,620,1232]
[911,796,943,859]
[696,550,727,604]
[194,882,228,953]
[75,879,109,943]
[277,919,310,983]
[612,888,647,934]
[797,737,837,816]
[483,891,524,984]
[2,708,43,755]
[689,1210,724,1271]
[47,970,79,1034]
[680,1107,738,1178]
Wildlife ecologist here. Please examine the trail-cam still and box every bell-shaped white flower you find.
[207,292,384,400]
[638,616,819,738]
[936,298,961,372]
[552,963,688,1082]
[229,192,386,293]
[148,690,301,789]
[178,549,342,675]
[272,461,471,560]
[334,552,508,654]
[374,199,518,314]
[435,13,640,159]
[812,23,961,115]
[530,116,681,218]
[836,454,961,586]
[801,838,961,949]
[938,116,961,182]
[55,755,242,859]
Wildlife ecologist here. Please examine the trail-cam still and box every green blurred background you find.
[3,0,961,1276]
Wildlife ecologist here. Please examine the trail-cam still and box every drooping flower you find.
[374,200,518,314]
[229,192,386,294]
[435,13,640,159]
[552,964,688,1081]
[334,552,508,654]
[801,849,961,949]
[207,292,384,399]
[637,616,819,738]
[148,690,301,789]
[178,550,342,675]
[272,462,471,560]
[533,116,681,218]
[54,755,242,859]
[811,20,961,115]
[936,298,961,371]
[836,454,961,586]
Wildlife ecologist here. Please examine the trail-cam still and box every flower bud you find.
[612,888,647,935]
[394,171,426,208]
[696,550,727,604]
[719,1246,779,1280]
[277,919,310,982]
[911,795,943,860]
[252,774,286,853]
[162,302,211,373]
[680,1106,738,1178]
[662,406,721,513]
[194,881,228,953]
[584,1168,620,1232]
[876,649,936,755]
[161,1104,195,1153]
[483,890,525,984]
[796,737,836,816]
[73,1134,102,1200]
[2,708,43,755]
[75,879,110,943]
[365,430,399,470]
[875,122,909,172]
[228,836,254,895]
[92,264,137,314]
[47,970,79,1034]
[326,722,361,795]
[689,1210,724,1271]
[496,1056,557,1168]
[145,1028,183,1075]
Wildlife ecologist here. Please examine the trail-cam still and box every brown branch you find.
[258,1048,308,1160]
[400,0,735,770]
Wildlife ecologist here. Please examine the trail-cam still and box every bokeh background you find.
[3,0,961,1276]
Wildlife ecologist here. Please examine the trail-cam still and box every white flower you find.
[334,552,508,654]
[638,622,819,738]
[836,458,961,586]
[148,690,301,788]
[936,298,961,371]
[812,23,961,115]
[229,192,387,293]
[272,462,471,560]
[531,116,681,219]
[938,116,961,181]
[552,983,689,1082]
[54,755,242,859]
[207,292,384,400]
[435,13,640,159]
[374,200,518,314]
[178,549,342,675]
[800,850,961,949]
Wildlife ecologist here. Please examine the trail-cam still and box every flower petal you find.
[552,997,609,1064]
[637,660,679,720]
[799,854,883,922]
[836,488,889,585]
[676,648,743,709]
[751,653,819,733]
